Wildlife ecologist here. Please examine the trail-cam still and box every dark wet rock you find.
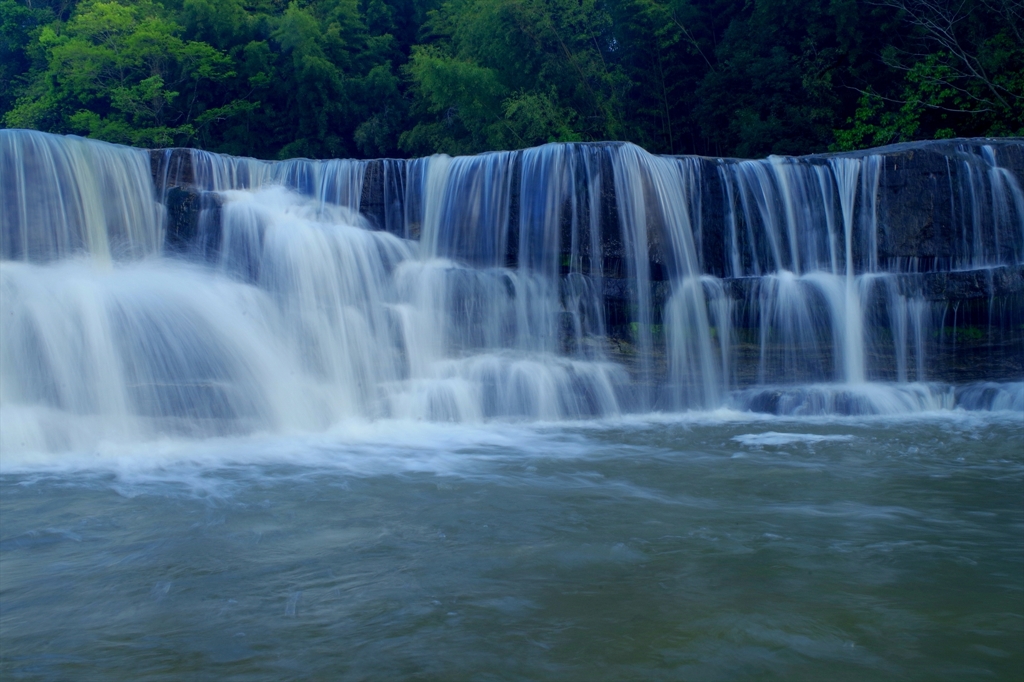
[151,148,194,189]
[163,186,202,252]
[163,186,222,257]
[896,264,1024,300]
[872,140,1024,266]
[359,159,407,236]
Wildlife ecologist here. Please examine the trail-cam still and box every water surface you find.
[2,412,1021,680]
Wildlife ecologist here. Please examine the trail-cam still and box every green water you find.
[1,413,1022,680]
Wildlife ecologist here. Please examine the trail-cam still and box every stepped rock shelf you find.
[151,137,1023,388]
[1,130,1022,450]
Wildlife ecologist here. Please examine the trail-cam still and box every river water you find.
[2,412,1021,680]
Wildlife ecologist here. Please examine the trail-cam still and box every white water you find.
[1,131,1022,456]
[1,130,163,263]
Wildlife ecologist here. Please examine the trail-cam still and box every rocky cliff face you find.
[151,138,1024,385]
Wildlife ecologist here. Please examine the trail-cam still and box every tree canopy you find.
[3,0,1021,158]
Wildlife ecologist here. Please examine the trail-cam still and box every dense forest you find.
[2,0,1021,159]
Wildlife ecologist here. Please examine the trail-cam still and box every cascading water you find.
[1,130,1022,454]
[1,130,164,263]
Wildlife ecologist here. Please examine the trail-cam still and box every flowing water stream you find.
[2,415,1022,680]
[0,130,1021,679]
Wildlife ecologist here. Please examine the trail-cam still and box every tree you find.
[400,0,625,155]
[4,0,241,147]
[1,0,1019,157]
[832,0,1024,149]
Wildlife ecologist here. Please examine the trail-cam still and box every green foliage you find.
[3,0,236,146]
[0,0,52,116]
[832,54,967,151]
[503,90,582,144]
[399,0,625,154]
[691,0,857,156]
[400,44,508,154]
[1,0,1019,158]
[832,0,1024,150]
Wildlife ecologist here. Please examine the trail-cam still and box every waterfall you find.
[2,130,1022,452]
[1,131,163,263]
[832,156,866,383]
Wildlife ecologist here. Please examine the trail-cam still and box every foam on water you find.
[3,400,1020,483]
[732,432,855,446]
